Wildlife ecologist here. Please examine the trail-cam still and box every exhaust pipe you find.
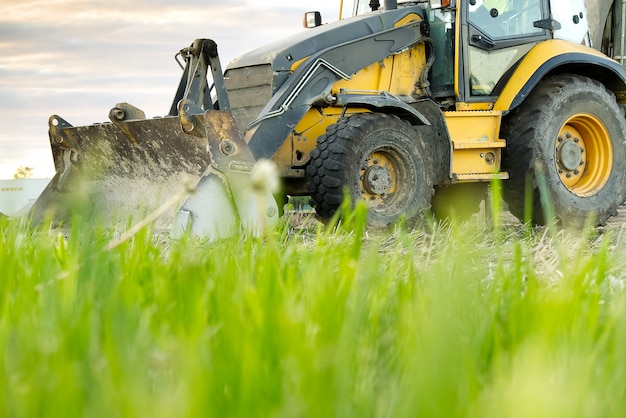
[384,0,398,9]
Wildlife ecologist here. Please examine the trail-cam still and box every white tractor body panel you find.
[551,0,592,46]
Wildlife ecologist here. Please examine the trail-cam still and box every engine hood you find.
[225,6,425,72]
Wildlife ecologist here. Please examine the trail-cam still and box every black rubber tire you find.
[501,74,626,227]
[431,183,489,221]
[306,113,434,227]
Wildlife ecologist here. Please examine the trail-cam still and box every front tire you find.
[306,113,434,227]
[502,74,626,227]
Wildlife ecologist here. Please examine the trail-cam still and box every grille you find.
[224,64,273,132]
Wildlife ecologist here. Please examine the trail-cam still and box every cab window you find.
[468,0,544,39]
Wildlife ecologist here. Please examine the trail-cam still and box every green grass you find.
[1,206,626,417]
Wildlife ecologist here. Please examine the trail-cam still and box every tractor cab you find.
[345,0,591,103]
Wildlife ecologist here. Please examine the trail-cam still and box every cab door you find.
[458,0,551,105]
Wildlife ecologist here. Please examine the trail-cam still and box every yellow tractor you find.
[32,0,626,238]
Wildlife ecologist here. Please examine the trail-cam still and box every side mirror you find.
[303,11,322,28]
[429,0,451,8]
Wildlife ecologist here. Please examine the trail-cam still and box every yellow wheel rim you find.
[360,150,400,207]
[554,113,613,197]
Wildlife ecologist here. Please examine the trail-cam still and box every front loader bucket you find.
[30,101,279,239]
[30,102,210,230]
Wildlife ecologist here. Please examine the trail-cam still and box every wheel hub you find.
[557,138,583,172]
[555,127,586,186]
[363,165,391,195]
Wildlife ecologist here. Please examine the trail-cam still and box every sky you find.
[0,0,345,179]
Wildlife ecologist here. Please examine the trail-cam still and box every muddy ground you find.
[19,195,624,235]
[287,201,626,234]
[490,203,626,233]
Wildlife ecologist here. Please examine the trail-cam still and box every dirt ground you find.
[286,202,626,234]
[496,203,626,231]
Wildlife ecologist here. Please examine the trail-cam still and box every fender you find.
[335,92,431,126]
[494,39,626,113]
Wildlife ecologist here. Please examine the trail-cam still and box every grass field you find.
[1,202,626,417]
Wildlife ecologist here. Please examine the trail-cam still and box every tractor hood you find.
[225,6,426,73]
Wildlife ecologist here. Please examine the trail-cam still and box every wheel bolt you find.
[574,138,579,143]
[566,132,572,139]
[566,173,572,178]
[558,136,563,142]
[574,170,580,175]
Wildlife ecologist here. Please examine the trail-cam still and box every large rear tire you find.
[501,74,626,227]
[306,113,434,227]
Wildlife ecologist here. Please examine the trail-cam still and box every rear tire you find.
[306,113,434,227]
[501,74,626,227]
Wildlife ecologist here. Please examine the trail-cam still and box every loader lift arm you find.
[169,38,231,115]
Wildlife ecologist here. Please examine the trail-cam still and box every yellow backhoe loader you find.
[31,0,626,239]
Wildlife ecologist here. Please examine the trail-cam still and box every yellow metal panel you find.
[274,107,371,172]
[394,13,423,27]
[330,44,427,96]
[290,56,309,72]
[444,110,506,177]
[331,60,386,93]
[455,173,509,182]
[390,44,427,96]
[455,102,494,111]
[392,14,425,95]
[379,55,394,92]
[444,110,504,146]
[332,12,427,96]
[272,135,296,176]
[494,39,613,111]
[452,148,502,174]
[271,108,329,173]
[331,52,427,97]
